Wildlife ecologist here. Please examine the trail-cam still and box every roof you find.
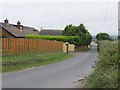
[40,29,63,36]
[0,23,24,37]
[0,22,39,37]
[13,25,39,36]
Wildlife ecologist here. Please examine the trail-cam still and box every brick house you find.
[0,19,39,38]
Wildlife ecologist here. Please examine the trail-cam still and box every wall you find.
[1,28,15,38]
[63,43,75,52]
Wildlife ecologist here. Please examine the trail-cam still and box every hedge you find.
[25,34,81,45]
[85,41,118,88]
[26,34,92,46]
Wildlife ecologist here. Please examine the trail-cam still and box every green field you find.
[2,52,73,72]
[84,40,119,88]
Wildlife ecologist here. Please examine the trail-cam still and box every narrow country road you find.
[2,43,98,88]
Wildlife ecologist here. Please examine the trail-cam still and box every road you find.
[2,43,98,88]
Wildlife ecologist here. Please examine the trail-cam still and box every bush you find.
[25,34,81,45]
[85,41,119,88]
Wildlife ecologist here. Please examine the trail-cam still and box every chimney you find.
[4,18,9,24]
[17,21,21,30]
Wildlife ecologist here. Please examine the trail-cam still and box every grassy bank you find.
[2,52,73,72]
[84,41,118,88]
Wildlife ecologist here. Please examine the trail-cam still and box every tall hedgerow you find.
[85,41,119,88]
[25,34,81,45]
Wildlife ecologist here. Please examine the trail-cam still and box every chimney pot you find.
[17,21,21,30]
[17,21,21,25]
[4,18,9,24]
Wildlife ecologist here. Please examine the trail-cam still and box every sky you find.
[0,0,118,35]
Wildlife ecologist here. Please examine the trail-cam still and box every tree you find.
[117,35,120,40]
[62,24,88,36]
[96,32,110,40]
[85,32,92,46]
[62,24,76,36]
[62,24,92,46]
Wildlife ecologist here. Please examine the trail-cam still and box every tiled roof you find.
[0,22,39,37]
[40,29,63,36]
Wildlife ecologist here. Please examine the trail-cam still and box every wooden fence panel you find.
[2,38,63,56]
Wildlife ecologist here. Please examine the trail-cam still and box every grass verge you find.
[84,40,118,88]
[2,52,73,73]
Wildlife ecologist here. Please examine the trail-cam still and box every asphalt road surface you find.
[2,43,98,88]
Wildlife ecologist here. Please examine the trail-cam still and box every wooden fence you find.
[2,38,63,56]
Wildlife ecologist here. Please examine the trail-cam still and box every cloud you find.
[1,2,118,35]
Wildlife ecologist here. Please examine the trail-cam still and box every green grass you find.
[2,52,73,73]
[84,40,119,88]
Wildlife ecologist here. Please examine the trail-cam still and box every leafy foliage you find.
[26,24,92,46]
[96,32,111,40]
[62,24,92,46]
[25,35,81,45]
[85,41,119,88]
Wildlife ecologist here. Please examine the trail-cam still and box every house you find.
[39,28,63,36]
[0,19,39,38]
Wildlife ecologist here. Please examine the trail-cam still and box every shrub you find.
[25,34,80,45]
[85,41,119,88]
